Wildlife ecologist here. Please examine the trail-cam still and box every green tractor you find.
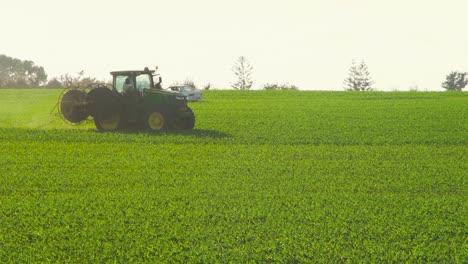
[58,67,195,132]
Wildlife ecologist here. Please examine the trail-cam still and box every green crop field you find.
[0,89,466,262]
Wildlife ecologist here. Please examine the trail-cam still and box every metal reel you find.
[59,88,89,124]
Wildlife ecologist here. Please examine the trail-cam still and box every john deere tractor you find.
[58,67,195,132]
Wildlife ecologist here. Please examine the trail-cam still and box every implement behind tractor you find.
[57,67,195,132]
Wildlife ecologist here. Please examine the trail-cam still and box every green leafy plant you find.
[0,89,466,262]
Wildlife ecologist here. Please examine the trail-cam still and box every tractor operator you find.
[122,77,135,95]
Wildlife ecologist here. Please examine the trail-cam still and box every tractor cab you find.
[111,67,162,96]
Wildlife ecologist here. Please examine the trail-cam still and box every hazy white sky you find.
[1,0,467,90]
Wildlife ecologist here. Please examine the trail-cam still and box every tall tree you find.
[441,71,468,91]
[0,54,47,88]
[343,60,374,91]
[231,56,253,90]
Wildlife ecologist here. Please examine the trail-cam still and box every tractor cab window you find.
[115,75,135,93]
[136,74,151,91]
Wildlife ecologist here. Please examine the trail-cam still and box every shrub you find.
[263,83,299,90]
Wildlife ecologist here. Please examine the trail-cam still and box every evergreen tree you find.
[231,56,253,90]
[343,60,374,91]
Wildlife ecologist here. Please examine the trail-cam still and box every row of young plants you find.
[0,89,466,262]
[1,139,465,262]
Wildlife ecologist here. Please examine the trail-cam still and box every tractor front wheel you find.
[94,112,122,132]
[145,108,169,132]
[174,117,195,130]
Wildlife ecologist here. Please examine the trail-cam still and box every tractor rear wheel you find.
[87,87,120,121]
[94,112,122,132]
[145,108,169,132]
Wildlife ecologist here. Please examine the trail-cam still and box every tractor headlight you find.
[176,96,186,100]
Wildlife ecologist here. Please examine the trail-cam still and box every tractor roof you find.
[110,69,155,76]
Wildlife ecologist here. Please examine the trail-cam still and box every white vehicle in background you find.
[168,85,203,102]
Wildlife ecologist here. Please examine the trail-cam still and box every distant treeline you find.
[2,54,466,91]
[0,54,47,88]
[0,54,101,89]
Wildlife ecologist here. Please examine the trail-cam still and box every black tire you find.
[174,116,195,130]
[173,108,195,130]
[87,87,120,120]
[145,107,169,132]
[94,111,122,132]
